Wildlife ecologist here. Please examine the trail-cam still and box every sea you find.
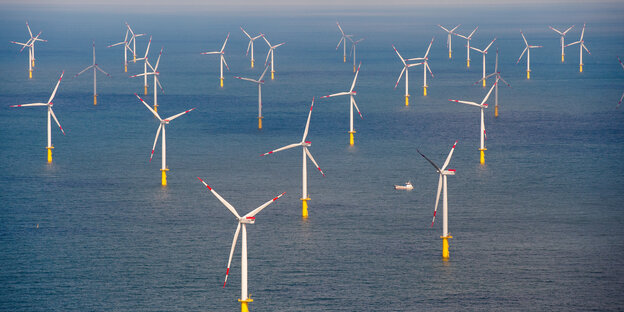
[1,2,623,311]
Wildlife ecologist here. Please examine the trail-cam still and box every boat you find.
[394,181,413,190]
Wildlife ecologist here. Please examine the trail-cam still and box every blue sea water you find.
[1,3,624,311]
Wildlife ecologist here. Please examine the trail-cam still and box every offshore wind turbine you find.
[449,82,497,165]
[349,37,365,73]
[130,47,164,112]
[135,94,194,186]
[406,37,435,96]
[241,27,263,68]
[201,33,230,88]
[549,25,574,62]
[475,49,510,117]
[617,56,624,109]
[134,36,152,95]
[454,26,478,68]
[438,24,460,59]
[261,98,325,218]
[517,31,542,80]
[263,35,286,80]
[565,23,591,72]
[336,22,353,63]
[11,22,46,79]
[320,62,363,146]
[197,178,285,312]
[24,22,46,68]
[234,65,270,129]
[108,29,131,72]
[470,37,496,87]
[417,141,457,260]
[393,45,421,106]
[74,41,111,105]
[125,22,146,63]
[10,71,65,163]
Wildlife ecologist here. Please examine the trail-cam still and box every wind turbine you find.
[454,26,478,68]
[417,141,457,260]
[11,22,46,79]
[197,178,285,312]
[617,56,624,109]
[517,31,542,80]
[74,41,111,105]
[392,45,421,106]
[108,29,131,72]
[201,33,230,88]
[241,27,263,68]
[125,22,145,63]
[24,22,46,68]
[449,82,497,165]
[565,23,590,73]
[406,37,435,96]
[336,22,353,63]
[10,71,65,163]
[263,35,286,80]
[549,25,574,62]
[234,65,270,129]
[131,47,164,112]
[261,98,325,218]
[135,94,194,186]
[320,62,363,146]
[349,37,365,73]
[470,37,496,87]
[438,24,460,59]
[475,49,510,117]
[134,36,152,95]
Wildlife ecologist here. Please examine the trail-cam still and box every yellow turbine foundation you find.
[258,116,263,130]
[153,104,158,113]
[239,298,253,312]
[495,105,499,118]
[301,198,310,218]
[32,59,35,68]
[467,59,470,68]
[271,71,275,80]
[561,54,565,63]
[423,86,428,96]
[405,94,409,106]
[144,85,148,95]
[449,51,452,59]
[479,148,487,165]
[29,69,32,79]
[133,55,136,63]
[124,64,127,73]
[220,77,224,88]
[526,70,530,80]
[94,94,97,106]
[482,79,486,88]
[349,131,355,146]
[46,146,54,163]
[343,55,346,63]
[579,64,583,73]
[441,235,452,259]
[161,168,169,186]
[251,59,254,68]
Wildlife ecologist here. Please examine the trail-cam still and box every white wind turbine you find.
[107,29,131,72]
[134,36,152,95]
[336,22,353,63]
[320,62,363,146]
[405,37,435,96]
[201,33,230,88]
[475,49,510,117]
[241,27,264,68]
[130,47,164,112]
[263,35,286,80]
[135,94,194,186]
[565,23,591,73]
[234,65,270,130]
[549,25,574,63]
[439,24,461,59]
[617,56,624,109]
[417,140,457,260]
[449,82,497,165]
[392,44,421,106]
[24,22,46,69]
[454,26,478,68]
[349,37,364,72]
[125,22,146,64]
[11,22,46,79]
[470,37,496,87]
[517,31,542,80]
[10,71,65,163]
[197,177,285,312]
[74,41,111,106]
[261,98,325,218]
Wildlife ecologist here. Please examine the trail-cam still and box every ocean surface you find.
[1,3,624,311]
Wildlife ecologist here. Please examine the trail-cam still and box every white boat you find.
[394,181,413,190]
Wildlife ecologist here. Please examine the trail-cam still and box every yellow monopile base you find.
[561,54,565,63]
[251,59,254,68]
[527,70,530,80]
[161,168,169,186]
[580,64,583,73]
[479,148,487,165]
[467,59,470,68]
[349,131,355,146]
[258,116,263,130]
[94,94,97,106]
[301,198,310,218]
[343,55,346,63]
[482,79,486,88]
[133,56,136,63]
[46,146,54,163]
[405,94,409,106]
[220,77,224,88]
[271,71,275,80]
[29,69,32,79]
[239,298,253,312]
[449,51,452,59]
[124,64,127,73]
[423,86,427,96]
[153,104,158,113]
[144,85,148,95]
[32,59,35,68]
[495,105,499,118]
[353,65,356,73]
[441,235,452,259]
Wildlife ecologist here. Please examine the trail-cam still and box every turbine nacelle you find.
[302,141,311,147]
[239,216,256,224]
[443,169,456,175]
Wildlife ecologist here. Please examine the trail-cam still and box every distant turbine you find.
[134,36,152,95]
[108,29,131,72]
[517,31,543,80]
[549,25,574,63]
[336,22,353,63]
[125,22,146,63]
[263,35,286,80]
[241,27,264,68]
[130,47,165,112]
[470,37,496,87]
[74,41,111,105]
[11,21,46,79]
[438,24,461,59]
[475,49,510,117]
[393,44,421,106]
[565,23,591,73]
[201,33,230,88]
[405,37,435,96]
[349,37,365,73]
[454,26,478,68]
[234,65,271,129]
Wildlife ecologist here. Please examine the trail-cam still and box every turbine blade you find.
[240,26,251,39]
[220,33,230,53]
[302,97,314,141]
[449,99,482,107]
[520,31,528,46]
[352,97,363,119]
[261,143,301,156]
[516,47,527,64]
[164,108,195,122]
[96,66,111,77]
[234,76,258,83]
[47,71,64,104]
[392,45,407,66]
[484,38,496,52]
[154,47,163,70]
[304,147,325,177]
[258,65,270,81]
[394,67,406,89]
[441,140,458,171]
[49,108,65,135]
[481,82,497,105]
[424,37,434,58]
[223,223,241,288]
[144,36,152,58]
[563,25,575,34]
[320,92,350,98]
[222,55,230,71]
[432,174,443,227]
[135,93,162,120]
[150,124,162,162]
[469,26,478,38]
[74,65,94,78]
[349,62,361,92]
[243,191,286,219]
[10,103,47,107]
[417,149,441,172]
[197,178,241,219]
